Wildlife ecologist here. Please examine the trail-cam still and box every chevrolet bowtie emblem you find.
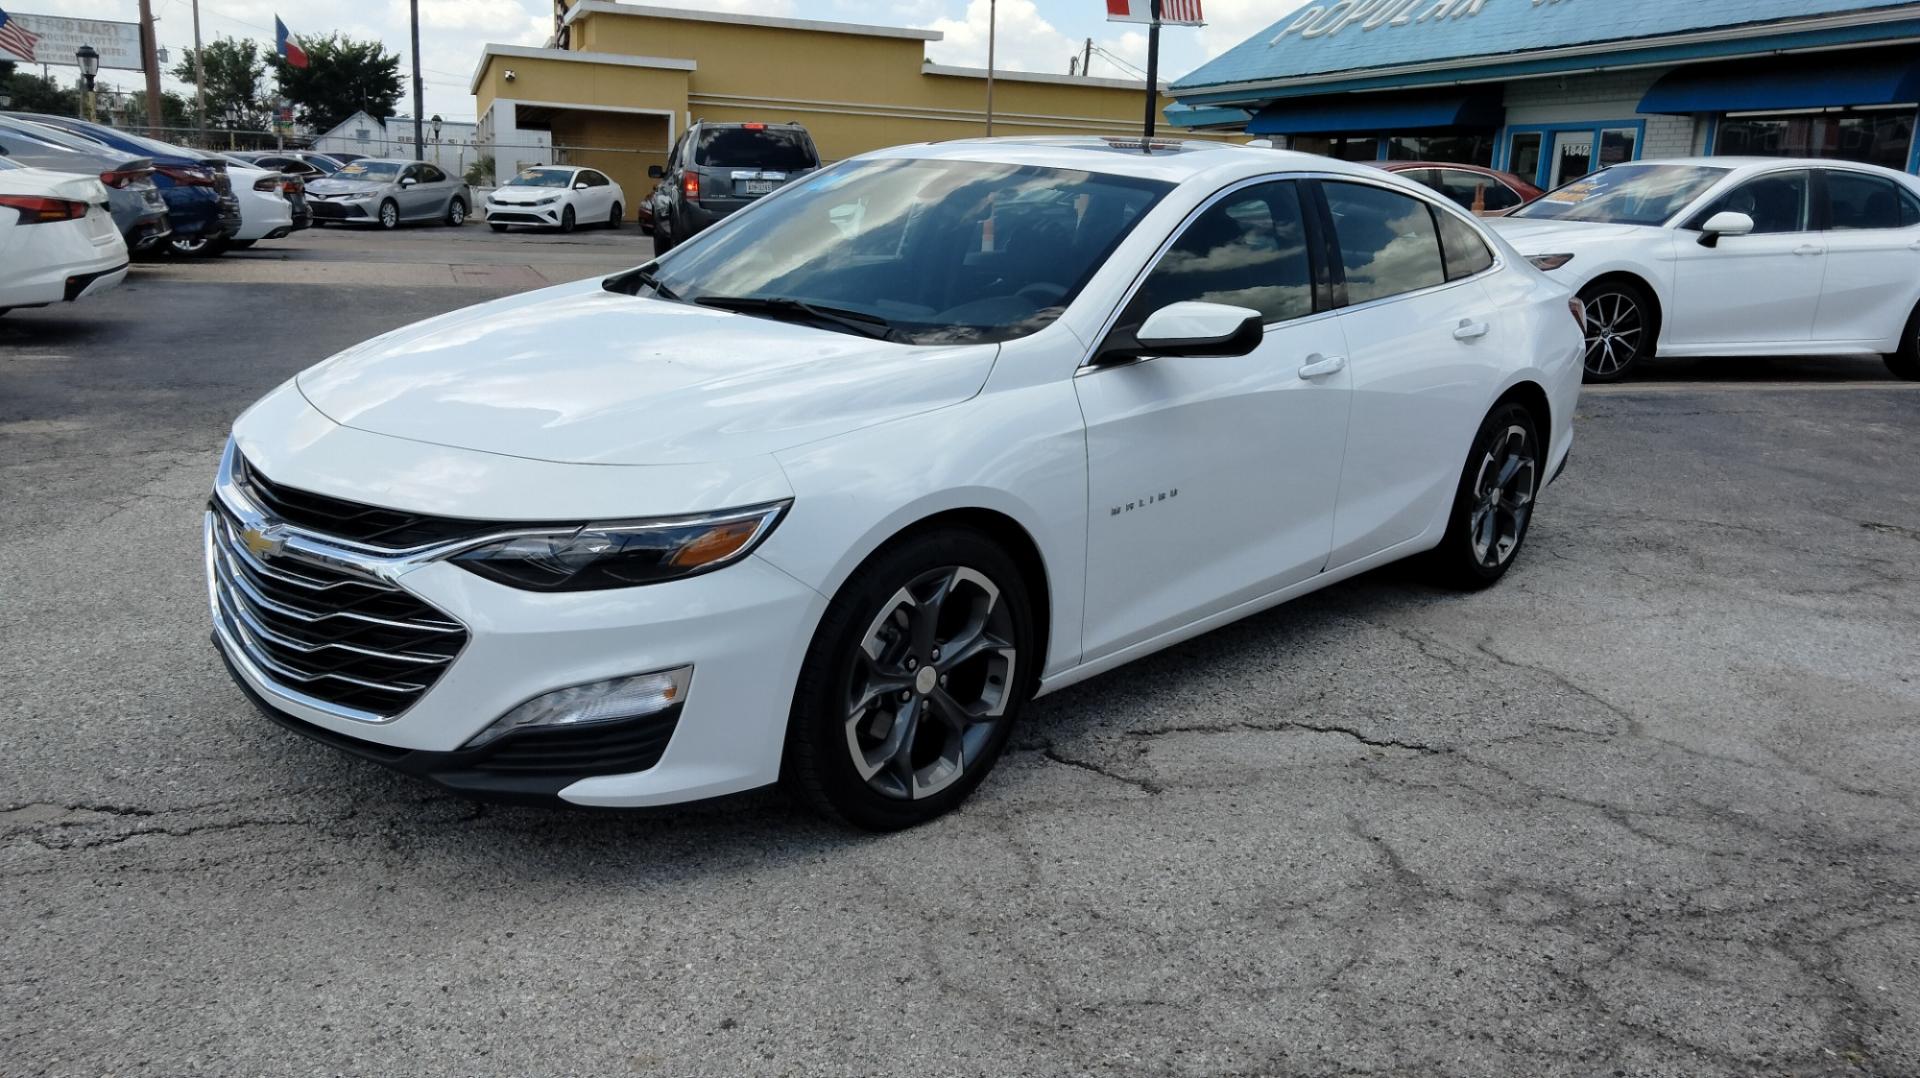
[240,525,285,559]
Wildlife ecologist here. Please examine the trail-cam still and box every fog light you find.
[464,666,691,750]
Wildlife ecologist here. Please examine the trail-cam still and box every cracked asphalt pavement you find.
[5,226,1920,1077]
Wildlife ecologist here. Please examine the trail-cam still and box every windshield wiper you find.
[693,295,900,341]
[602,263,679,301]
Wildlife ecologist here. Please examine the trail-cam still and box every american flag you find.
[0,6,39,62]
[1106,0,1204,26]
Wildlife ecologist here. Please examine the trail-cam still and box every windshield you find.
[1514,163,1730,226]
[301,154,341,173]
[695,127,817,171]
[335,161,401,181]
[644,158,1171,345]
[507,167,577,188]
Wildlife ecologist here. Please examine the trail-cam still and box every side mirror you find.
[1119,301,1265,360]
[1697,210,1754,248]
[647,165,665,179]
[574,181,590,190]
[399,177,417,187]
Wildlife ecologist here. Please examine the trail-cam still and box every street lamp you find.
[431,114,443,144]
[76,45,101,123]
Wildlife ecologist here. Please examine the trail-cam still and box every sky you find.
[43,0,1309,125]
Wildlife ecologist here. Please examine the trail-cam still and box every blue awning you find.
[1640,56,1920,114]
[1163,103,1251,131]
[1246,92,1503,136]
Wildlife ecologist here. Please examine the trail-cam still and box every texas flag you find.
[1106,0,1204,26]
[275,16,308,68]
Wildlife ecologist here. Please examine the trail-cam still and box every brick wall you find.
[1503,69,1703,159]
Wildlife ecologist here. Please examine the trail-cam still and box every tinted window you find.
[585,171,609,187]
[1690,171,1811,234]
[1124,181,1315,326]
[1435,209,1495,280]
[418,164,446,183]
[650,159,1168,345]
[1827,171,1909,230]
[1436,169,1520,212]
[695,127,817,171]
[1324,182,1447,304]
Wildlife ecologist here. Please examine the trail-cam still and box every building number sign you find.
[1272,0,1571,43]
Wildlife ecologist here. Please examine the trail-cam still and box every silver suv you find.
[647,122,820,254]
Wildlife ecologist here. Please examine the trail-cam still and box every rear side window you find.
[1826,171,1914,230]
[695,127,817,171]
[1124,180,1315,325]
[1323,182,1447,304]
[1435,209,1495,280]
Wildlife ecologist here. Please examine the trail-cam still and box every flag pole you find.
[410,0,425,158]
[1142,0,1160,138]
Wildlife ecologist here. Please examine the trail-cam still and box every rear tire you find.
[608,202,622,228]
[783,529,1034,831]
[1576,280,1655,383]
[1882,302,1920,381]
[1422,401,1543,590]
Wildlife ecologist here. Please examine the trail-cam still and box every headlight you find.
[533,195,560,205]
[1528,253,1576,271]
[451,501,790,591]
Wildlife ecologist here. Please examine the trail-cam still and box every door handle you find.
[1298,354,1347,380]
[1452,319,1491,341]
[1794,244,1824,256]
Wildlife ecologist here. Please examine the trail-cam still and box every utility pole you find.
[983,0,995,136]
[190,0,207,145]
[136,0,164,136]
[409,0,425,158]
[1142,0,1160,138]
[1083,38,1092,78]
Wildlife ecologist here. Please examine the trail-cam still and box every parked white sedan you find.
[485,165,624,232]
[208,138,1582,829]
[0,158,128,316]
[174,160,295,255]
[1490,158,1920,382]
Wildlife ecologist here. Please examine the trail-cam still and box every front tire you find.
[377,200,399,230]
[784,530,1034,831]
[1882,302,1920,381]
[1423,402,1543,590]
[1577,280,1655,383]
[445,198,466,226]
[559,206,576,233]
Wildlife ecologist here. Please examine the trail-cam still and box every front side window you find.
[1514,163,1730,226]
[647,159,1170,345]
[1688,171,1812,234]
[419,164,446,183]
[1826,171,1918,230]
[1122,180,1315,326]
[1323,182,1447,304]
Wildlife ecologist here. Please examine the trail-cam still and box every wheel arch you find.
[1578,270,1665,351]
[1492,379,1552,448]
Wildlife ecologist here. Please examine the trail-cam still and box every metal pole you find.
[190,0,207,145]
[1142,0,1160,139]
[410,0,425,158]
[984,0,995,137]
[136,0,164,136]
[1083,38,1092,78]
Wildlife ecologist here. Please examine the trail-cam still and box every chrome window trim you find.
[1078,170,1506,374]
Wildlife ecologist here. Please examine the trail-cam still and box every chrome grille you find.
[207,505,467,719]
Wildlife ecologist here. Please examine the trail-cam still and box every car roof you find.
[863,136,1389,186]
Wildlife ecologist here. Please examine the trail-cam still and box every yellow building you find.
[469,2,1218,217]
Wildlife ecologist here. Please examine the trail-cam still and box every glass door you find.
[1549,130,1595,187]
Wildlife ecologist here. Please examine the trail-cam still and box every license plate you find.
[744,180,776,196]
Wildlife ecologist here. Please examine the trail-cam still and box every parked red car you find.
[1376,161,1542,216]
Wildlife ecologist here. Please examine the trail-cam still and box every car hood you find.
[295,280,1000,466]
[1485,216,1668,252]
[306,177,386,196]
[491,185,565,201]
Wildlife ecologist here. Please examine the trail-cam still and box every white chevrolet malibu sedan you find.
[1490,158,1920,383]
[207,137,1583,829]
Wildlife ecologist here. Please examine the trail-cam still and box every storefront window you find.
[1384,134,1495,166]
[1509,133,1542,184]
[1509,123,1644,190]
[1289,135,1384,161]
[1715,110,1914,172]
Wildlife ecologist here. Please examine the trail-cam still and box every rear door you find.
[1318,178,1507,567]
[1813,168,1920,345]
[1666,168,1823,349]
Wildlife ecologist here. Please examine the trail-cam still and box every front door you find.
[1549,130,1594,188]
[1668,168,1823,349]
[1076,179,1351,661]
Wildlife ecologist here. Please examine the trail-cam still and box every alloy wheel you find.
[1582,291,1643,378]
[1467,425,1537,570]
[380,202,398,229]
[448,200,465,225]
[169,236,209,256]
[844,566,1018,801]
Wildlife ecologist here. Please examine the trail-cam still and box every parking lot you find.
[4,223,1920,1076]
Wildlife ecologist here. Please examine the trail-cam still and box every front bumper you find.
[485,200,564,225]
[308,198,371,221]
[204,428,823,809]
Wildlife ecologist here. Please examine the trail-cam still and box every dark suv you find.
[647,121,820,254]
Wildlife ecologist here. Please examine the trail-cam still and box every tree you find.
[172,36,270,131]
[270,34,403,135]
[2,70,81,116]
